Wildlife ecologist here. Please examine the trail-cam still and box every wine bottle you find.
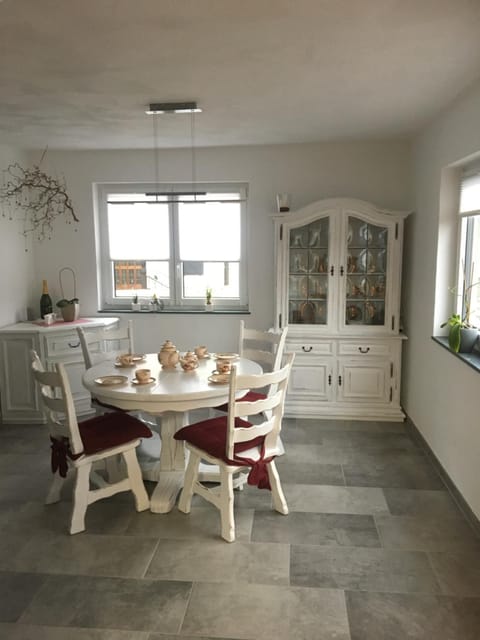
[40,280,53,319]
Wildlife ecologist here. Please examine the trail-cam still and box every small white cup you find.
[215,359,232,374]
[135,368,151,383]
[194,345,208,358]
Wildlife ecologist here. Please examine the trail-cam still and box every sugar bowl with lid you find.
[179,350,199,372]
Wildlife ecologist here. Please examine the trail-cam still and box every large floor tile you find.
[0,623,149,639]
[5,532,159,578]
[343,454,445,489]
[275,459,345,485]
[0,498,139,536]
[0,470,54,502]
[252,511,381,546]
[290,545,440,593]
[0,572,46,622]
[428,550,480,596]
[182,581,350,640]
[383,488,465,518]
[149,635,240,640]
[375,514,480,551]
[346,590,480,640]
[19,574,192,633]
[146,539,289,585]
[284,483,389,514]
[280,442,350,465]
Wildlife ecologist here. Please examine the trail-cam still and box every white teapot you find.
[158,340,179,369]
[179,350,199,372]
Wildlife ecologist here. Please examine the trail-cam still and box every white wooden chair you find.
[175,353,294,542]
[77,319,134,371]
[31,350,151,534]
[78,319,144,416]
[214,322,289,412]
[77,320,157,480]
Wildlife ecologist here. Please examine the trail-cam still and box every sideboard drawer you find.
[44,332,84,357]
[287,340,335,356]
[338,341,393,357]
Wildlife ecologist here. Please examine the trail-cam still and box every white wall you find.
[0,145,35,327]
[30,140,412,353]
[403,78,480,519]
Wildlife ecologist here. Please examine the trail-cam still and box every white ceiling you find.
[1,0,480,150]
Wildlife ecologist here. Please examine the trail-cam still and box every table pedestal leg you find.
[149,411,187,513]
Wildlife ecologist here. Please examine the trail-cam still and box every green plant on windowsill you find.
[441,265,480,352]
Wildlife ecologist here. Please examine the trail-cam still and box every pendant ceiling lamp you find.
[146,101,205,200]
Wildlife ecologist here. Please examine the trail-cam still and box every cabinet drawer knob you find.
[302,346,313,352]
[68,341,81,349]
[358,346,370,354]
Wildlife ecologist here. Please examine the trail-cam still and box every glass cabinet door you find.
[345,216,387,327]
[288,218,329,325]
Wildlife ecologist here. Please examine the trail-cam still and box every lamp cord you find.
[153,113,160,201]
[191,110,197,199]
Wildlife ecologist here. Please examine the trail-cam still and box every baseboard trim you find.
[405,415,480,537]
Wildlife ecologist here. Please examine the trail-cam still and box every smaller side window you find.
[458,171,480,326]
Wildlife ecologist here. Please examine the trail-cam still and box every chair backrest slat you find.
[225,353,294,460]
[238,321,288,373]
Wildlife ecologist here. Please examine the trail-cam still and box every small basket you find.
[58,267,80,322]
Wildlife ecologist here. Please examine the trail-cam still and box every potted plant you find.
[131,294,142,312]
[205,287,213,311]
[441,267,479,353]
[56,267,80,322]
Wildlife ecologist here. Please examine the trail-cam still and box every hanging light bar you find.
[145,101,202,115]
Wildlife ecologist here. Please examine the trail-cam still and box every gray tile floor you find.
[0,417,479,639]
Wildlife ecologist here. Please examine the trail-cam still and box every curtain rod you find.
[107,199,246,205]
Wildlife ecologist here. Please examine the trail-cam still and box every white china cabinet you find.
[0,317,119,423]
[274,198,410,421]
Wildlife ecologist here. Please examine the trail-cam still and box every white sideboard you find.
[0,317,119,424]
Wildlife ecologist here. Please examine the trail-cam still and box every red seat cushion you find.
[174,416,273,489]
[174,416,262,462]
[79,411,152,455]
[214,390,267,413]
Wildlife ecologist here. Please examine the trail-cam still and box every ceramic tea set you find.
[158,340,210,372]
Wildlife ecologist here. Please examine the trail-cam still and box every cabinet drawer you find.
[44,332,84,357]
[287,340,335,356]
[338,341,393,357]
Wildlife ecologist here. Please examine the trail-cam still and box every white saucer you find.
[213,352,239,361]
[132,377,156,386]
[208,373,230,385]
[114,362,135,368]
[94,375,128,386]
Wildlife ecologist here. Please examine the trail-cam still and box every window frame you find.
[95,182,249,312]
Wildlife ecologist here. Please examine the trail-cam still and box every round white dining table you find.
[82,353,261,513]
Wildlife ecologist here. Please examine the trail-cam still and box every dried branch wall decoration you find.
[0,162,79,245]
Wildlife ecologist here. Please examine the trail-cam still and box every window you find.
[95,184,248,311]
[458,170,480,326]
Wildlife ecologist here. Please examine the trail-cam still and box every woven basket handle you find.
[58,267,77,300]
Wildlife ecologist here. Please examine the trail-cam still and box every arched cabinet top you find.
[273,197,411,227]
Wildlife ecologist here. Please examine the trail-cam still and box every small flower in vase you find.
[205,287,213,310]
